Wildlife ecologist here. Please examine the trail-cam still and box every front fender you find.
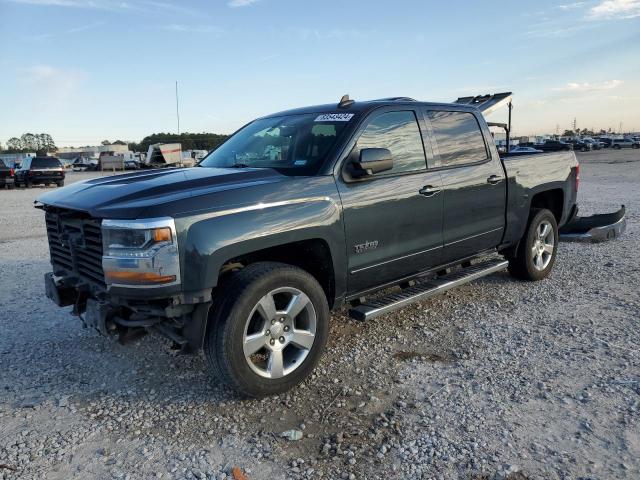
[177,177,346,301]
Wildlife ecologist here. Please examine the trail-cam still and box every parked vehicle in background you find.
[595,137,612,148]
[611,138,640,149]
[537,139,573,152]
[38,96,580,397]
[15,156,65,188]
[508,146,543,155]
[581,138,601,150]
[72,157,99,171]
[0,161,15,189]
[566,139,592,152]
[124,160,140,170]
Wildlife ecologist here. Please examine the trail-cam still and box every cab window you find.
[428,111,488,167]
[355,110,427,175]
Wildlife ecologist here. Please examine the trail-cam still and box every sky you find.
[0,0,639,147]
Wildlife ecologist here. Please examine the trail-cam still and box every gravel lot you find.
[1,149,638,480]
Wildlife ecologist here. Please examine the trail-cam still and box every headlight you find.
[101,217,180,287]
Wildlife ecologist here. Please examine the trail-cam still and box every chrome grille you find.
[45,210,105,286]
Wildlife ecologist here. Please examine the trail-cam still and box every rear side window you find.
[427,111,488,167]
[356,111,426,175]
[32,158,62,168]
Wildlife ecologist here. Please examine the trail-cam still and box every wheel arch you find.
[530,188,564,224]
[216,238,337,309]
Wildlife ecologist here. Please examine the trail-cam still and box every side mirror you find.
[353,148,393,177]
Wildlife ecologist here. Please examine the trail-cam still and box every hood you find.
[37,167,287,219]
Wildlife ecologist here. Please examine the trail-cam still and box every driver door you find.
[336,108,444,295]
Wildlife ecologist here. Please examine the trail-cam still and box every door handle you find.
[419,185,441,197]
[487,175,502,185]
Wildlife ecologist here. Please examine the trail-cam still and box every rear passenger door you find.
[424,109,506,263]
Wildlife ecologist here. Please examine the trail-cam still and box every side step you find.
[348,258,509,321]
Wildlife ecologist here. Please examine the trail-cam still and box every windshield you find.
[198,113,351,175]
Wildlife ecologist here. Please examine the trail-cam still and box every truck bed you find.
[501,151,578,246]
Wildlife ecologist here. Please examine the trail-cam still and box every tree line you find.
[2,131,230,155]
[4,133,57,154]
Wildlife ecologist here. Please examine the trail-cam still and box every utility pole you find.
[175,81,180,135]
[572,117,577,133]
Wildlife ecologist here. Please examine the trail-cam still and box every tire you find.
[56,181,64,187]
[508,208,558,281]
[25,180,32,188]
[204,262,330,397]
[613,145,621,150]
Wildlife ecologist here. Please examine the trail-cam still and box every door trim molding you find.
[444,227,503,247]
[350,245,441,275]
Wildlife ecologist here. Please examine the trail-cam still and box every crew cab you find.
[37,96,579,397]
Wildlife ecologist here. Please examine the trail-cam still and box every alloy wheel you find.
[531,220,555,271]
[242,287,317,379]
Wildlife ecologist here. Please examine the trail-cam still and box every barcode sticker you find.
[315,113,354,122]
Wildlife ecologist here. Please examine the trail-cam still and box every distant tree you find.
[21,133,38,151]
[112,140,127,145]
[562,129,575,137]
[6,137,23,152]
[101,140,111,145]
[37,133,57,154]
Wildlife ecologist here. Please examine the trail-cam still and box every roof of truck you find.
[263,98,477,119]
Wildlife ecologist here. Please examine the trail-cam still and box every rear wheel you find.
[204,262,329,397]
[508,208,558,281]
[56,180,64,187]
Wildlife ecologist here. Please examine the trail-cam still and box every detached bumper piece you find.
[559,205,626,243]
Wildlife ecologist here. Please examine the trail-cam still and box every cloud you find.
[552,80,624,92]
[67,21,104,33]
[588,0,640,19]
[21,65,87,108]
[160,24,224,35]
[228,0,260,7]
[8,0,196,14]
[556,2,587,10]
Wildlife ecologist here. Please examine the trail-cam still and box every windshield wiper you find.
[230,163,251,168]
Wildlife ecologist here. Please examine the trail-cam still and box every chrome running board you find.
[348,258,509,322]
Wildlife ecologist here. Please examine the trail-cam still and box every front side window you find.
[199,114,350,176]
[355,110,426,175]
[428,111,488,167]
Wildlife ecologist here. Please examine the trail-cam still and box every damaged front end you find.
[560,205,626,243]
[40,206,211,352]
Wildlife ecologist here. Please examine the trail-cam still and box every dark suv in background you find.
[15,156,65,188]
[537,140,573,152]
[565,139,592,152]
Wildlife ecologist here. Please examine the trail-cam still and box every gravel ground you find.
[1,150,638,480]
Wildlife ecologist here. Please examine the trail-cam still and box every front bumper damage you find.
[44,272,212,352]
[559,205,626,243]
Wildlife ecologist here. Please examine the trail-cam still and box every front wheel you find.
[204,262,329,397]
[508,208,558,281]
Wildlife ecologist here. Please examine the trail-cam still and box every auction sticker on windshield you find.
[315,113,354,122]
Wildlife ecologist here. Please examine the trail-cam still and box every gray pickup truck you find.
[37,96,579,396]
